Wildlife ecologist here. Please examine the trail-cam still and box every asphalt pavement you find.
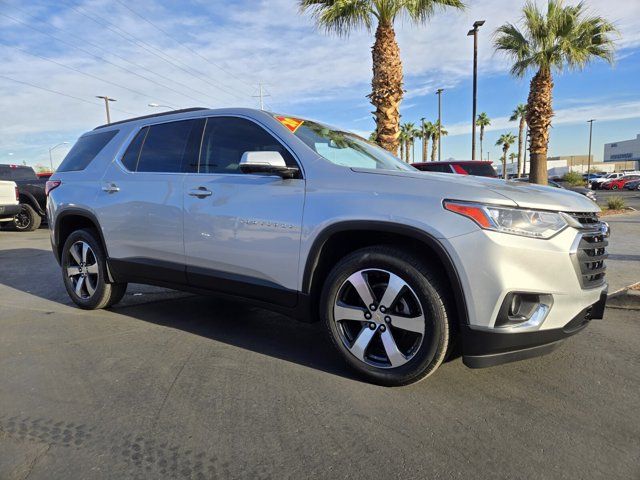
[0,229,639,479]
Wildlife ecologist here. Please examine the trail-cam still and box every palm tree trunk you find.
[369,22,403,154]
[516,116,525,178]
[431,136,437,161]
[526,68,553,185]
[422,135,428,162]
[479,128,484,160]
[502,148,507,179]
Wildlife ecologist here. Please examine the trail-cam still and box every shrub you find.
[563,171,584,186]
[607,196,625,210]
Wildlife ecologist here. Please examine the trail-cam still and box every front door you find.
[183,116,305,306]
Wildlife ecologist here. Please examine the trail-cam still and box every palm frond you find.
[298,0,373,35]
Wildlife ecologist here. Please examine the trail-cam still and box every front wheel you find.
[320,246,451,386]
[61,229,127,309]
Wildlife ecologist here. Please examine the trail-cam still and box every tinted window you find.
[415,164,451,173]
[137,119,204,173]
[199,117,296,174]
[459,163,498,177]
[57,130,118,172]
[0,165,38,181]
[121,127,148,171]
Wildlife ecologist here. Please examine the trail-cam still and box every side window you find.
[199,117,296,174]
[136,119,204,173]
[57,130,118,172]
[121,127,148,172]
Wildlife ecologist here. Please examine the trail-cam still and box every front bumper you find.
[442,222,608,368]
[0,204,20,220]
[462,291,606,368]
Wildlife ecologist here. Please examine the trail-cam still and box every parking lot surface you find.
[0,229,639,479]
[596,189,640,211]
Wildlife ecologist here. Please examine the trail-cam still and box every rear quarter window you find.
[57,130,119,172]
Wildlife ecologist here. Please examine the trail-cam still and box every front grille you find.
[566,211,600,227]
[567,212,608,289]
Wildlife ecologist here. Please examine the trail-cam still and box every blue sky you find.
[1,0,639,168]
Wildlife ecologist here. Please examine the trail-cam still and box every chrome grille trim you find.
[567,211,607,289]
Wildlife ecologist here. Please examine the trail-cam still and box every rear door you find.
[183,116,305,306]
[96,118,205,283]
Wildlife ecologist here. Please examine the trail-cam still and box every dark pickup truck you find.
[0,164,47,231]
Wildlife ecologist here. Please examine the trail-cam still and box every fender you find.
[53,208,110,264]
[302,220,469,326]
[18,191,44,215]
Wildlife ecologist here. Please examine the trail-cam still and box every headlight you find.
[444,201,568,239]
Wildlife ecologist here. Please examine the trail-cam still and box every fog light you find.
[495,293,553,331]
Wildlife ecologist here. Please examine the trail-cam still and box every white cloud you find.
[0,0,639,166]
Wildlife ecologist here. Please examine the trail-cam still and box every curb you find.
[608,282,640,311]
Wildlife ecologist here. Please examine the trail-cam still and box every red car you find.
[603,174,640,190]
[411,160,498,178]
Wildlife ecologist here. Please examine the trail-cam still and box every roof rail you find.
[93,107,209,130]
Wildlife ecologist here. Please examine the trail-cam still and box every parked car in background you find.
[37,172,53,180]
[411,160,498,178]
[48,107,607,386]
[514,178,597,202]
[0,180,20,226]
[602,174,640,190]
[623,179,640,190]
[583,173,604,182]
[591,172,624,189]
[0,164,48,231]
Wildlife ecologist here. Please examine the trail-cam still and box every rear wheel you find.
[320,246,451,386]
[61,229,127,309]
[13,204,41,232]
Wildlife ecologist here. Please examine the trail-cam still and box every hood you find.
[351,168,600,213]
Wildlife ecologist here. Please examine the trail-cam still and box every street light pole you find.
[587,119,595,182]
[96,95,116,124]
[436,88,444,162]
[48,142,69,172]
[468,20,485,161]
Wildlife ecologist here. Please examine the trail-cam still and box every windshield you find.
[274,115,414,172]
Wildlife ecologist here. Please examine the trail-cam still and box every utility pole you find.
[587,119,595,182]
[253,83,271,110]
[436,88,444,162]
[96,95,116,124]
[467,20,485,161]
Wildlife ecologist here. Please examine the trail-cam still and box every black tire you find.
[320,246,451,386]
[13,204,42,232]
[61,229,127,310]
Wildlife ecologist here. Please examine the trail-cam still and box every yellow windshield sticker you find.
[275,116,304,133]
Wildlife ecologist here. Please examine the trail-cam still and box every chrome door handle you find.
[188,187,213,198]
[102,182,120,193]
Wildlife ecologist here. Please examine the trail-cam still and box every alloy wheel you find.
[66,241,99,299]
[333,269,425,369]
[13,209,31,230]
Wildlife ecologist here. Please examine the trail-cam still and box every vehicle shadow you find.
[0,247,362,382]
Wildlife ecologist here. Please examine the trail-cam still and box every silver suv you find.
[47,108,608,385]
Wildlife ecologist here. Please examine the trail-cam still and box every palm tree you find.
[494,0,617,185]
[509,152,518,164]
[400,122,415,162]
[476,112,490,160]
[496,133,517,179]
[412,130,422,164]
[509,104,527,178]
[420,119,434,162]
[430,121,447,161]
[299,0,465,154]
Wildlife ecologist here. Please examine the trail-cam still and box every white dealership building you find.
[604,134,640,171]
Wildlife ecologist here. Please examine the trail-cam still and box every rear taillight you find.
[45,180,62,196]
[15,186,19,202]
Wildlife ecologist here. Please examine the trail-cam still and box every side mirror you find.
[239,151,299,179]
